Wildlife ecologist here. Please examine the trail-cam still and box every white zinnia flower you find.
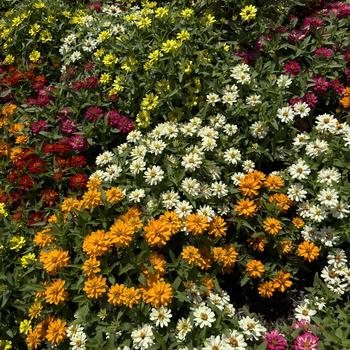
[277,106,295,123]
[224,148,241,165]
[222,330,247,350]
[175,318,193,341]
[295,303,317,322]
[149,307,172,328]
[131,324,154,350]
[129,189,146,203]
[206,93,220,106]
[161,190,180,210]
[96,151,114,166]
[238,316,266,340]
[193,305,216,328]
[288,159,311,180]
[202,335,231,350]
[144,165,164,186]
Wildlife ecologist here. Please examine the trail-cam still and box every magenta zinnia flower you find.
[302,92,318,107]
[315,47,333,59]
[265,330,288,350]
[312,76,330,94]
[60,118,77,134]
[85,106,104,121]
[294,332,318,350]
[292,319,309,331]
[284,61,301,76]
[30,119,48,135]
[67,135,88,151]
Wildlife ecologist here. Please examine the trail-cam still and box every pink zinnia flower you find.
[265,330,288,350]
[284,61,301,76]
[292,319,309,331]
[67,135,88,151]
[294,332,318,350]
[315,47,333,59]
[107,110,134,133]
[60,118,77,134]
[312,76,330,94]
[31,119,48,135]
[288,30,307,43]
[302,92,318,107]
[302,17,324,31]
[330,79,345,95]
[85,106,104,121]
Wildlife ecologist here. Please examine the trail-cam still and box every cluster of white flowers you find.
[92,115,255,218]
[321,249,350,295]
[276,101,311,123]
[67,324,87,350]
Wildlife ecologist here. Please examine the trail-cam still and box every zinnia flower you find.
[265,330,288,350]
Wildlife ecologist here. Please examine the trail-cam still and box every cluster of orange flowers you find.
[258,271,293,298]
[60,179,124,215]
[234,171,291,218]
[26,316,66,349]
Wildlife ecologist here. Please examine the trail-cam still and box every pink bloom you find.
[292,319,309,331]
[312,76,330,94]
[294,332,318,350]
[302,17,325,31]
[60,118,77,134]
[288,30,307,43]
[343,51,350,62]
[315,47,333,59]
[284,61,301,76]
[303,92,318,107]
[85,106,104,121]
[330,79,345,95]
[107,110,134,133]
[67,135,88,151]
[84,62,95,72]
[265,330,288,350]
[31,120,48,135]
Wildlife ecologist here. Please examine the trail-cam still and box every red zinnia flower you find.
[19,175,34,190]
[69,173,88,191]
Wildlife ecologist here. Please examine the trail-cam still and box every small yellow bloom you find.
[29,23,40,36]
[29,50,41,63]
[33,1,45,8]
[181,8,194,18]
[39,30,52,43]
[136,17,152,29]
[19,319,32,335]
[98,30,111,42]
[99,73,111,84]
[176,30,190,41]
[155,7,169,18]
[103,53,118,66]
[204,13,216,25]
[240,5,257,22]
[15,135,29,144]
[9,236,26,251]
[21,253,36,268]
[4,54,15,65]
[141,92,159,111]
[0,203,8,217]
[161,39,180,54]
[136,110,151,128]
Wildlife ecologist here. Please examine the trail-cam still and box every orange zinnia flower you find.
[83,275,107,299]
[273,271,292,292]
[144,218,172,247]
[105,186,124,204]
[181,245,208,270]
[108,283,127,306]
[208,216,227,238]
[143,280,173,308]
[185,213,209,235]
[39,249,70,275]
[45,279,68,305]
[246,259,265,278]
[258,281,275,298]
[234,198,257,217]
[212,245,238,271]
[263,217,282,235]
[264,174,284,190]
[297,240,320,262]
[108,219,135,248]
[82,257,101,277]
[159,211,181,234]
[45,318,67,345]
[238,173,261,197]
[82,229,111,257]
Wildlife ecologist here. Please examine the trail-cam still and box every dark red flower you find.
[85,106,104,121]
[69,173,88,191]
[315,47,333,59]
[19,174,34,190]
[312,76,330,94]
[31,119,48,135]
[70,155,87,168]
[7,170,19,183]
[52,171,64,182]
[28,211,45,226]
[41,189,59,207]
[28,159,47,174]
[284,61,301,76]
[55,157,70,169]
